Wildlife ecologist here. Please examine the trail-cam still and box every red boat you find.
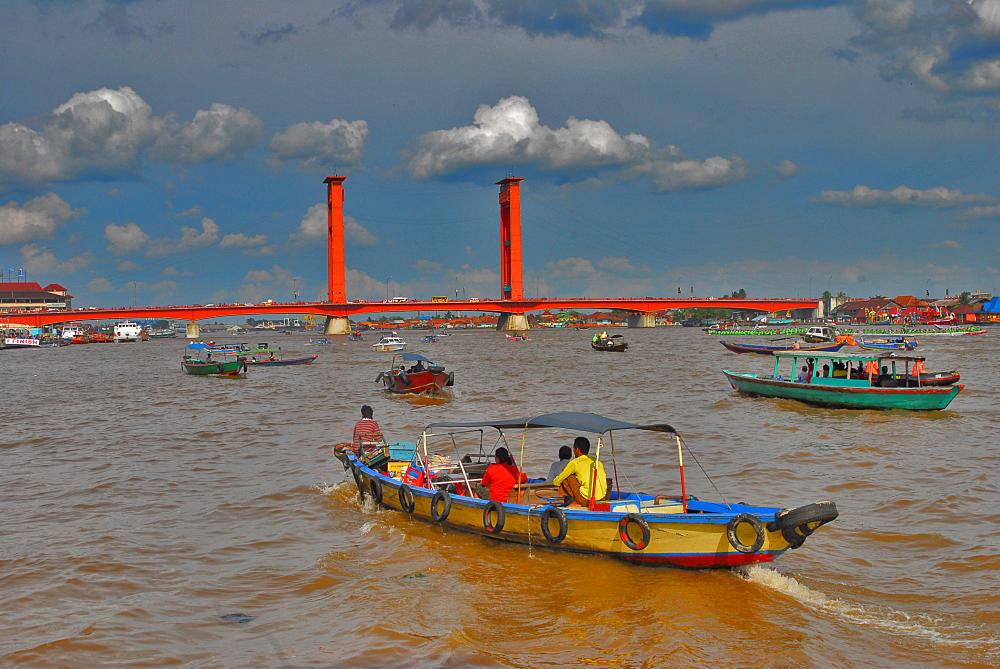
[377,353,454,394]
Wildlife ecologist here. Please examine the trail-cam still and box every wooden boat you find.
[720,340,844,355]
[247,353,318,366]
[505,333,528,342]
[181,342,247,376]
[724,351,962,410]
[333,411,838,569]
[377,353,454,394]
[801,325,837,343]
[856,335,917,351]
[307,338,332,346]
[592,334,628,351]
[372,335,406,352]
[422,335,439,343]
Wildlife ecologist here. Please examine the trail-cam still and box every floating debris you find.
[220,613,255,624]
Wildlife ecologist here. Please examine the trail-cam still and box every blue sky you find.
[1,0,998,307]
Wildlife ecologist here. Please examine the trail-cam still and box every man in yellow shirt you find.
[553,437,608,507]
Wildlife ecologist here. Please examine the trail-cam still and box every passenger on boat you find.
[351,405,384,454]
[796,365,809,383]
[546,446,573,483]
[478,447,527,502]
[409,359,425,373]
[832,362,847,379]
[912,359,926,376]
[821,364,830,378]
[553,437,608,507]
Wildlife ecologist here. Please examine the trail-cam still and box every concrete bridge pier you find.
[324,316,352,335]
[186,322,200,338]
[496,313,530,332]
[627,313,656,328]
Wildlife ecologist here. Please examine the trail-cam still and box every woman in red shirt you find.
[479,447,527,503]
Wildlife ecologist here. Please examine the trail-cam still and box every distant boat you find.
[592,334,628,352]
[148,329,177,338]
[505,333,528,342]
[247,353,318,367]
[113,321,142,343]
[181,343,246,377]
[2,336,41,349]
[721,340,844,355]
[372,335,406,352]
[856,335,917,351]
[724,351,962,410]
[307,338,332,346]
[377,353,454,394]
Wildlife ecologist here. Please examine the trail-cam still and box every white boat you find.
[372,335,407,352]
[3,336,42,349]
[61,325,85,340]
[113,321,143,343]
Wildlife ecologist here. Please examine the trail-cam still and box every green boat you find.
[723,351,962,411]
[181,342,247,376]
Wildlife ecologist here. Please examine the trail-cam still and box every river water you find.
[2,327,997,668]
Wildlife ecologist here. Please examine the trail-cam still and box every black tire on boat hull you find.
[540,506,568,543]
[398,484,415,513]
[727,513,765,553]
[351,464,365,499]
[430,490,451,522]
[483,501,505,534]
[769,500,838,549]
[368,477,383,505]
[618,513,650,551]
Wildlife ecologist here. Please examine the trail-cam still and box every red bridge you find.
[4,176,817,334]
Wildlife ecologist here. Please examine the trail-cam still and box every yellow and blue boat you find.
[334,412,837,569]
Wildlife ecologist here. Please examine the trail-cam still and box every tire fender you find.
[483,501,505,534]
[727,513,765,554]
[446,371,455,387]
[398,484,415,513]
[368,477,383,505]
[430,490,451,522]
[618,513,651,551]
[540,506,568,543]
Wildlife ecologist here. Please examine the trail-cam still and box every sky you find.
[1,0,998,308]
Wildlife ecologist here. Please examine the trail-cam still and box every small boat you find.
[181,343,247,377]
[721,340,844,355]
[247,351,318,366]
[856,335,917,351]
[307,338,332,346]
[592,334,628,352]
[372,334,407,352]
[334,411,838,568]
[376,353,454,394]
[422,335,439,343]
[113,321,142,343]
[801,325,837,343]
[505,333,528,342]
[349,330,364,341]
[724,351,962,410]
[148,329,177,338]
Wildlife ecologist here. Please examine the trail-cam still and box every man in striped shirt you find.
[352,405,384,454]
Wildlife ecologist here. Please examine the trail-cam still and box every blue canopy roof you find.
[402,352,434,363]
[978,297,1000,314]
[186,342,209,350]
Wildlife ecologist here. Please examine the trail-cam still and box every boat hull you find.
[723,371,962,410]
[343,456,811,569]
[592,342,628,352]
[721,341,844,355]
[372,344,406,352]
[380,369,453,394]
[182,358,247,376]
[247,355,318,367]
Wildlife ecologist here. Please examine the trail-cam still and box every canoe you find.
[181,357,247,376]
[334,411,838,569]
[720,340,844,355]
[247,354,318,366]
[856,336,917,351]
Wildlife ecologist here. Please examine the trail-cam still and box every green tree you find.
[959,291,972,305]
[245,317,257,326]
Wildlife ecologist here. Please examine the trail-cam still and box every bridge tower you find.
[323,175,351,335]
[496,177,529,331]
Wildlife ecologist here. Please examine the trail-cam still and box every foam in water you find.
[738,565,999,656]
[314,481,350,496]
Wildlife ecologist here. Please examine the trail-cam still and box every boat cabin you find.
[803,325,836,343]
[771,351,930,388]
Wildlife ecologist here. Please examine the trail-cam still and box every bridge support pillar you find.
[496,313,530,332]
[627,313,656,328]
[324,316,352,336]
[186,322,200,338]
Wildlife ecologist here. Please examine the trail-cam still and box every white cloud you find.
[105,221,149,254]
[0,193,81,245]
[152,103,263,164]
[413,259,443,274]
[220,232,269,249]
[292,204,377,246]
[176,205,203,218]
[546,257,596,279]
[815,185,993,208]
[244,269,273,282]
[634,155,749,192]
[20,244,93,273]
[597,256,648,275]
[268,118,368,170]
[146,217,220,257]
[408,96,649,178]
[775,160,800,179]
[959,58,1000,92]
[88,277,113,292]
[116,259,139,272]
[929,240,961,249]
[962,203,1000,219]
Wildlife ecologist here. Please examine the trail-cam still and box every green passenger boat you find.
[181,342,247,376]
[723,351,962,411]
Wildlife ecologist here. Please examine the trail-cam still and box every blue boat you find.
[856,335,917,351]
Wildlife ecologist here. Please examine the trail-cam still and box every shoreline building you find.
[0,282,72,313]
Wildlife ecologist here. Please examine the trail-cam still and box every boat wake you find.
[737,565,999,656]
[314,481,351,496]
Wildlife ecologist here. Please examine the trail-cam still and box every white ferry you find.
[61,325,85,340]
[113,321,143,343]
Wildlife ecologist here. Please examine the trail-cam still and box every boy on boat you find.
[553,437,608,507]
[478,447,527,502]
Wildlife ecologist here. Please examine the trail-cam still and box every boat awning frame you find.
[425,411,675,436]
[773,351,925,362]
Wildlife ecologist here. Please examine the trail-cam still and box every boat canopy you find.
[402,352,433,363]
[186,342,209,350]
[773,350,925,362]
[426,411,675,435]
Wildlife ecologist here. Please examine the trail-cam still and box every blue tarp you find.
[978,297,1000,314]
[186,342,209,350]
